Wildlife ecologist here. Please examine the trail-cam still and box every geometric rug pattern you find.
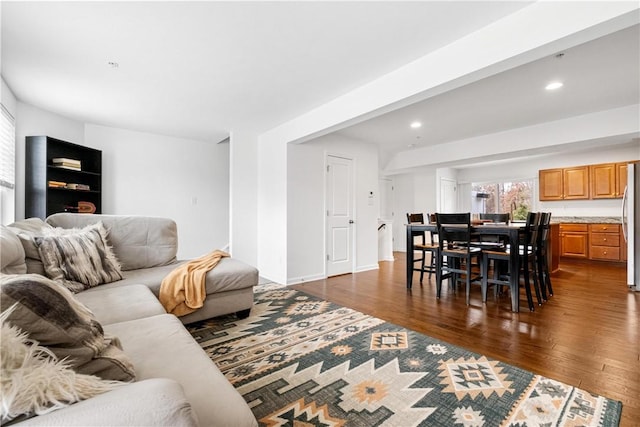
[188,285,621,426]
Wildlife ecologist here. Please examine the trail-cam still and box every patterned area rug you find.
[187,284,621,426]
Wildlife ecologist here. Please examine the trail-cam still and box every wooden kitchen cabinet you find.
[560,224,588,258]
[589,224,621,261]
[590,162,627,199]
[539,169,563,200]
[550,223,560,272]
[563,166,590,199]
[539,166,589,201]
[617,163,627,197]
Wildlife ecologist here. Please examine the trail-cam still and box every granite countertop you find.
[550,216,622,224]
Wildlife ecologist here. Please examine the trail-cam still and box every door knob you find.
[349,220,354,224]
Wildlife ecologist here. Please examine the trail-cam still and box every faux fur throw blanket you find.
[159,250,229,317]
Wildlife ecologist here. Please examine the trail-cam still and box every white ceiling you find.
[338,24,640,162]
[2,1,639,168]
[1,1,530,143]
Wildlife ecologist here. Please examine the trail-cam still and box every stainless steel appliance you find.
[622,162,640,290]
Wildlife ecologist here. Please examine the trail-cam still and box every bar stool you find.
[406,213,438,283]
[435,212,483,305]
[536,212,553,299]
[481,212,541,311]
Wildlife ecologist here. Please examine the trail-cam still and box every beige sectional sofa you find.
[46,213,257,324]
[0,214,259,426]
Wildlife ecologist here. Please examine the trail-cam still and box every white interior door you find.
[440,178,457,213]
[326,155,354,277]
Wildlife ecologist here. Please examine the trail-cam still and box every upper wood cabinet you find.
[539,169,563,200]
[563,166,590,199]
[617,163,628,198]
[590,162,627,199]
[539,166,589,201]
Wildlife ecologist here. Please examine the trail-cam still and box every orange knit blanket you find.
[159,250,229,317]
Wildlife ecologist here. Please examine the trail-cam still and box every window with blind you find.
[1,104,16,224]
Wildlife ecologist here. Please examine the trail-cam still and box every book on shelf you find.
[48,180,66,188]
[52,158,81,166]
[65,183,90,191]
[52,158,82,171]
[53,164,82,171]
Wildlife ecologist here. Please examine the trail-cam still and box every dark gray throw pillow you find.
[35,222,123,293]
[0,274,135,382]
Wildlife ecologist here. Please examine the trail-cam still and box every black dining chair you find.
[479,213,510,224]
[476,213,511,246]
[406,213,438,283]
[435,213,483,305]
[481,211,542,311]
[536,212,553,299]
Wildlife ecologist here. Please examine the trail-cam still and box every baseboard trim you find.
[355,264,379,273]
[287,273,326,285]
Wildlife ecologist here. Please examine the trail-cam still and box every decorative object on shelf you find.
[77,201,96,214]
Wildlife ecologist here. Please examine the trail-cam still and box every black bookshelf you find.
[25,136,102,219]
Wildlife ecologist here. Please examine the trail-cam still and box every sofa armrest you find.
[14,379,198,426]
[0,226,27,274]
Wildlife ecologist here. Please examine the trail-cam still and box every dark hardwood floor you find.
[293,252,640,426]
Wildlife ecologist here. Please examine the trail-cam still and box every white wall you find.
[257,134,288,283]
[413,169,437,215]
[229,131,258,267]
[11,101,230,259]
[14,102,85,221]
[85,124,229,259]
[287,135,379,284]
[2,79,17,117]
[390,170,441,252]
[389,173,414,252]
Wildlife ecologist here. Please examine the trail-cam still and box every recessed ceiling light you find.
[410,121,422,129]
[545,81,563,91]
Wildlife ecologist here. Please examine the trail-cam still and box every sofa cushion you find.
[75,285,165,326]
[0,274,135,382]
[105,314,258,427]
[0,226,27,274]
[35,222,123,293]
[7,218,53,275]
[12,379,198,427]
[46,213,178,271]
[0,306,123,424]
[81,257,258,298]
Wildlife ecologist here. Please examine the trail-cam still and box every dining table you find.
[405,222,526,312]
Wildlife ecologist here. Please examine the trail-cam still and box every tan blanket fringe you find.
[159,250,229,317]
